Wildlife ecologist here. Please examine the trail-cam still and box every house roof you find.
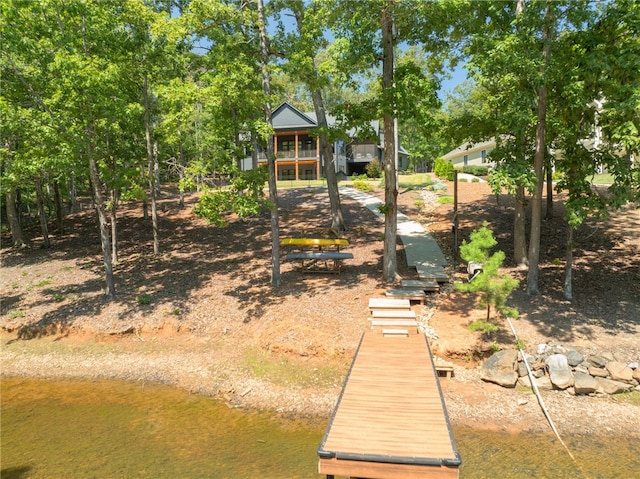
[272,102,318,129]
[441,139,496,161]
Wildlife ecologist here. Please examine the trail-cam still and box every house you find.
[240,102,409,179]
[441,139,495,168]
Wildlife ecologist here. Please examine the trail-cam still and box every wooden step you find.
[400,279,440,292]
[371,320,419,335]
[370,310,417,320]
[385,289,426,304]
[368,298,411,311]
[382,329,409,338]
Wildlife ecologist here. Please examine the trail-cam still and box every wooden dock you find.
[318,332,461,479]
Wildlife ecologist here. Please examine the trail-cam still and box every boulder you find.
[606,361,634,383]
[596,377,634,395]
[517,362,528,377]
[574,372,598,395]
[588,366,609,378]
[545,354,574,390]
[519,374,553,391]
[587,355,607,368]
[601,351,615,362]
[633,368,640,383]
[565,350,585,367]
[481,349,518,387]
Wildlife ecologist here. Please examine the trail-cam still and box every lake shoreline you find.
[3,333,639,439]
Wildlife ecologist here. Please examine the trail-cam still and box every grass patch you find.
[437,195,454,204]
[468,320,499,334]
[592,173,614,185]
[8,310,25,320]
[242,349,346,388]
[612,390,640,406]
[398,173,433,189]
[33,279,53,288]
[136,294,151,305]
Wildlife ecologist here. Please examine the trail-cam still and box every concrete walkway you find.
[341,187,449,282]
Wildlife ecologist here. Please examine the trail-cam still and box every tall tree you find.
[271,0,346,235]
[257,0,282,287]
[329,0,451,282]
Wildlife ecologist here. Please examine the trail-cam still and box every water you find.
[2,378,638,479]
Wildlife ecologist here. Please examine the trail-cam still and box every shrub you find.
[353,180,374,192]
[365,159,382,178]
[434,157,455,181]
[461,165,489,177]
[136,294,151,305]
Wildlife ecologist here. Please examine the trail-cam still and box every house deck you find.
[318,332,461,479]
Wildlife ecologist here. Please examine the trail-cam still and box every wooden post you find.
[453,170,458,259]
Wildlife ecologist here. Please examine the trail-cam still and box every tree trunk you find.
[5,190,25,247]
[514,185,528,268]
[34,178,51,248]
[144,75,160,255]
[251,131,259,170]
[563,222,573,300]
[311,89,345,235]
[178,127,185,209]
[526,2,553,295]
[381,2,398,283]
[69,175,80,213]
[545,161,554,219]
[258,0,281,287]
[88,145,116,299]
[53,181,64,234]
[110,189,119,264]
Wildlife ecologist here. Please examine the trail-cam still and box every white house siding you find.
[441,139,496,168]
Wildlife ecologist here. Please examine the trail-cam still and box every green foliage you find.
[461,165,489,177]
[365,158,382,178]
[136,294,151,305]
[353,180,374,192]
[456,222,520,321]
[377,203,392,215]
[194,166,268,226]
[437,195,454,204]
[468,320,500,335]
[434,157,455,181]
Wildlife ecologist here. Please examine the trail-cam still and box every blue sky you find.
[439,63,468,96]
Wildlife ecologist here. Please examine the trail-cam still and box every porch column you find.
[295,133,300,180]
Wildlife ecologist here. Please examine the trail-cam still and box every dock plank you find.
[318,332,461,478]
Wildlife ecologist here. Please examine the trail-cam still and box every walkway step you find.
[370,310,417,320]
[400,279,440,292]
[371,320,419,331]
[382,329,410,337]
[385,289,426,304]
[368,298,411,311]
[415,262,449,283]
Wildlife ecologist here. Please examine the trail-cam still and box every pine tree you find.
[456,222,519,321]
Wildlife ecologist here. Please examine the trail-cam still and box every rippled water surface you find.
[2,378,638,478]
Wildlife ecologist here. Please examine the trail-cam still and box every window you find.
[463,155,468,166]
[481,150,487,164]
[278,168,295,180]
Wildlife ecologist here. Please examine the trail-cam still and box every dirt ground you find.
[1,179,639,437]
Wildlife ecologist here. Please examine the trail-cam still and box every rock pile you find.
[481,343,640,395]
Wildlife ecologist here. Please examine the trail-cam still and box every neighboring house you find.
[441,139,496,168]
[240,102,409,179]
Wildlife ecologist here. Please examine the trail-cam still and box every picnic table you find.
[281,237,353,273]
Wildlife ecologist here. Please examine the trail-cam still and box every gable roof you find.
[272,102,317,130]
